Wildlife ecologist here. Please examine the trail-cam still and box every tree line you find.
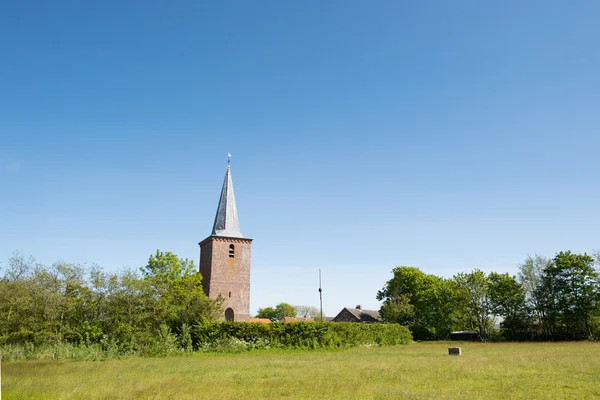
[255,303,321,321]
[377,250,600,341]
[0,250,221,350]
[3,247,599,352]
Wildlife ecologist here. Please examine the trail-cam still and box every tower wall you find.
[199,236,252,322]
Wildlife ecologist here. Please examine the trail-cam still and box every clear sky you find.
[1,1,599,316]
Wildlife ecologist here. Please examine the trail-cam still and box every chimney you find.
[356,305,362,310]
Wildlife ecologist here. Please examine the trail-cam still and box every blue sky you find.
[1,1,599,316]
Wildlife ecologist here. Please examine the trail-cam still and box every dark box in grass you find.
[448,347,461,356]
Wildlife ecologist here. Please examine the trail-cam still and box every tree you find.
[377,266,457,340]
[379,294,415,325]
[294,305,320,319]
[255,307,278,321]
[518,255,551,332]
[0,250,221,350]
[488,272,525,317]
[275,303,297,319]
[4,251,36,281]
[540,251,600,339]
[140,250,196,295]
[255,303,297,321]
[488,272,527,339]
[453,270,494,341]
[140,250,221,330]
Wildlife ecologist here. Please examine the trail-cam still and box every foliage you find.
[180,323,193,353]
[0,250,221,350]
[379,250,600,342]
[377,266,457,340]
[294,305,320,318]
[193,321,412,350]
[517,254,551,337]
[255,303,297,321]
[254,306,278,321]
[141,250,222,330]
[488,272,525,318]
[379,294,415,325]
[538,251,600,339]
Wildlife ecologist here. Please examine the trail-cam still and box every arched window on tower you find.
[229,244,235,258]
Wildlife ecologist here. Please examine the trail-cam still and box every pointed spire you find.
[211,163,243,238]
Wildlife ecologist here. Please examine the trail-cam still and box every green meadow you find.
[3,342,600,399]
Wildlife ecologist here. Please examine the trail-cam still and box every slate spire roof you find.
[211,165,244,238]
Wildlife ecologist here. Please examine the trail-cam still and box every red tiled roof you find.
[249,318,271,323]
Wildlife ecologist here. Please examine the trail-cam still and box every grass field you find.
[3,342,600,399]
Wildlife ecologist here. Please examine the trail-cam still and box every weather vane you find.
[227,153,231,166]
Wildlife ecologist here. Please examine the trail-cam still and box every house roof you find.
[249,318,271,324]
[211,165,244,238]
[335,307,381,322]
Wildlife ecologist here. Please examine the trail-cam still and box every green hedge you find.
[0,323,412,360]
[193,322,412,351]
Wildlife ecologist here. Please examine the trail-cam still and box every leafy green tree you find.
[294,305,320,318]
[0,253,38,343]
[1,250,221,351]
[518,255,551,336]
[488,272,527,339]
[453,270,494,341]
[140,250,196,294]
[379,294,415,325]
[255,303,297,321]
[488,272,525,317]
[276,303,297,319]
[540,251,600,339]
[101,268,158,345]
[255,306,278,321]
[4,251,35,281]
[377,266,456,340]
[140,250,221,330]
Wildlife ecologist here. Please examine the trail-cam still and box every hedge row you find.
[193,322,412,350]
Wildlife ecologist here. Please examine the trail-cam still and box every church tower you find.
[199,163,252,322]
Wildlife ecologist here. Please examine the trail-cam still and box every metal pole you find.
[319,269,323,321]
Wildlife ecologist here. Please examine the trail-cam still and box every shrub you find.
[0,323,411,361]
[149,324,179,357]
[193,322,412,351]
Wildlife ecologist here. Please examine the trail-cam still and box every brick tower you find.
[199,162,252,321]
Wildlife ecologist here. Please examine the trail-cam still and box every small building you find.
[332,305,381,323]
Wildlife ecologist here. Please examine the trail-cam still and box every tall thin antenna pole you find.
[319,269,323,321]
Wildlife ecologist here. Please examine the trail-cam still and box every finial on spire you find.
[227,153,231,168]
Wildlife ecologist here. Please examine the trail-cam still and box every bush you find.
[149,324,179,357]
[193,322,412,351]
[0,322,411,361]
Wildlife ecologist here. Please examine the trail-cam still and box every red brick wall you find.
[199,236,252,322]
